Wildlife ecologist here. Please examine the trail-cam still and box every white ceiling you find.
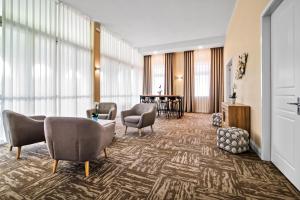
[63,0,236,53]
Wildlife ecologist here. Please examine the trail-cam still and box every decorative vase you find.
[158,91,162,95]
[229,98,236,104]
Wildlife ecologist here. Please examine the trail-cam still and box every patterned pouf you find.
[212,113,222,127]
[217,127,249,154]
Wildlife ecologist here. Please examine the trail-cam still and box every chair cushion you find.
[97,119,115,127]
[124,115,141,124]
[98,114,109,119]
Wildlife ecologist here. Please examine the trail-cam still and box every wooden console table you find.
[221,102,251,133]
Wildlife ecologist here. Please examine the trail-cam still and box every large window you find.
[100,27,143,112]
[0,0,92,143]
[0,0,3,143]
[151,54,165,94]
[194,49,211,113]
[56,3,92,116]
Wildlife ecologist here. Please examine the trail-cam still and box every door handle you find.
[287,102,300,106]
[287,97,300,106]
[287,97,300,115]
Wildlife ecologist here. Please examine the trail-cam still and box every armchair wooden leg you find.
[16,147,21,159]
[85,161,89,177]
[9,145,13,152]
[104,148,108,158]
[52,160,59,174]
[138,129,142,137]
[151,125,154,133]
[125,126,128,135]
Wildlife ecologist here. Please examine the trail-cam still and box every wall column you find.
[92,22,101,102]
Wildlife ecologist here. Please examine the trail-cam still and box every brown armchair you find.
[86,102,117,120]
[2,110,46,159]
[121,103,157,136]
[44,117,115,176]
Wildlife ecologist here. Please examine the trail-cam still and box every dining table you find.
[140,95,184,118]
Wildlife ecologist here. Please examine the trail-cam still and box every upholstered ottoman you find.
[217,127,249,154]
[212,113,222,127]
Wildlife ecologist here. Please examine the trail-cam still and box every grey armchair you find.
[44,117,115,176]
[2,110,46,159]
[86,102,117,120]
[121,103,157,136]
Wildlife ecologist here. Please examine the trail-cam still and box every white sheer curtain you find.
[194,49,211,113]
[151,54,165,94]
[57,3,92,117]
[100,27,143,112]
[0,0,92,143]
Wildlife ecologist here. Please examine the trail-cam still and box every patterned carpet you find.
[0,113,299,200]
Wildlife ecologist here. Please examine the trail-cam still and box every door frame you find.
[261,0,283,161]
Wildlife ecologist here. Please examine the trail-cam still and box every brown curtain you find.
[184,51,194,112]
[143,55,152,95]
[164,53,174,95]
[210,47,224,113]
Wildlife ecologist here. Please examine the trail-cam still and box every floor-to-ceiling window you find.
[151,54,165,94]
[0,0,92,143]
[0,0,3,143]
[100,26,143,112]
[56,3,92,117]
[194,49,211,113]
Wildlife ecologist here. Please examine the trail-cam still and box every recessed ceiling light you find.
[153,51,158,54]
[198,45,203,49]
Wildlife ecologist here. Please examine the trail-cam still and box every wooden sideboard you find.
[221,102,251,133]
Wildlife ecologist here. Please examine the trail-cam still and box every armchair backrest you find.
[44,117,103,162]
[132,103,156,115]
[98,102,116,112]
[2,110,45,146]
[99,102,117,119]
[87,102,117,120]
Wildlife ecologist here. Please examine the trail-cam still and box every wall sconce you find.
[175,75,183,80]
[95,65,101,72]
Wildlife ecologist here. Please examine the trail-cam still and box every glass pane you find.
[0,0,92,143]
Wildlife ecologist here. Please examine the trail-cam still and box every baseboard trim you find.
[250,139,261,159]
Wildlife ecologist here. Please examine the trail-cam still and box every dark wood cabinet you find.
[221,102,251,133]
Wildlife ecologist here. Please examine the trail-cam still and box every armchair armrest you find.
[99,121,116,148]
[138,110,156,128]
[107,106,117,120]
[29,115,46,121]
[86,108,97,118]
[121,109,135,125]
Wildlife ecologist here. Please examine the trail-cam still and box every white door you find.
[271,0,300,190]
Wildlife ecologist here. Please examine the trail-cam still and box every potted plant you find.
[91,113,99,121]
[157,85,162,95]
[229,84,237,104]
[91,102,99,120]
